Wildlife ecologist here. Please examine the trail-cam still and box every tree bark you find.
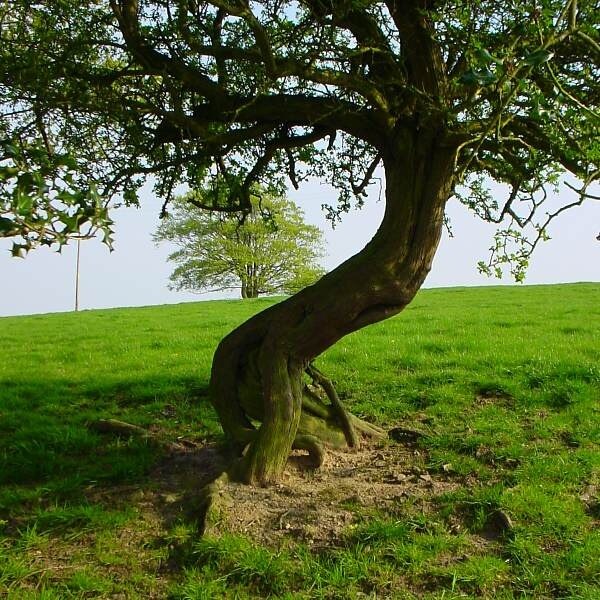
[241,269,259,298]
[210,132,456,485]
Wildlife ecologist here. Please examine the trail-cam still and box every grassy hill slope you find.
[1,283,598,598]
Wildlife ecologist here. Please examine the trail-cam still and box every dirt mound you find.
[193,441,460,548]
[91,419,460,549]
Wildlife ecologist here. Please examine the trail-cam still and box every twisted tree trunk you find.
[210,134,456,485]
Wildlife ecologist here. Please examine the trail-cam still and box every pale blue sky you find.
[1,178,598,317]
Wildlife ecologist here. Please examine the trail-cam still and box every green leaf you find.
[477,68,497,85]
[61,215,79,232]
[458,68,497,86]
[57,189,78,203]
[0,216,16,235]
[458,69,481,86]
[2,144,19,158]
[473,48,495,64]
[0,166,19,181]
[16,193,35,217]
[123,187,139,206]
[523,49,554,66]
[17,172,35,192]
[55,154,78,170]
[10,242,28,258]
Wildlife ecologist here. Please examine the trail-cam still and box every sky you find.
[1,178,598,317]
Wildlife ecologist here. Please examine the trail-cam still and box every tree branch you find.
[350,152,382,196]
[191,94,385,146]
[384,0,447,99]
[110,0,226,102]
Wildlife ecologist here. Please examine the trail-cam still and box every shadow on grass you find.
[0,374,223,520]
[1,373,212,411]
[149,445,231,528]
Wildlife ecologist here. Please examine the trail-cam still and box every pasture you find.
[1,283,598,598]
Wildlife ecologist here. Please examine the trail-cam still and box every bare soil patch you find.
[85,420,464,550]
[150,439,461,549]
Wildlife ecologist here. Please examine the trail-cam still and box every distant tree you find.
[155,189,325,298]
[1,1,598,485]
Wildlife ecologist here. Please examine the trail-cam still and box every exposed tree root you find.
[229,361,385,475]
[90,363,384,485]
[298,365,385,448]
[197,471,232,536]
[87,419,197,452]
[305,363,360,449]
[209,306,391,485]
[293,434,325,468]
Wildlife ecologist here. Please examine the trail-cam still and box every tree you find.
[154,189,325,298]
[0,139,114,256]
[1,1,597,485]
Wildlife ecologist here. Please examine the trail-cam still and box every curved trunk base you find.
[210,321,386,486]
[221,358,385,485]
[217,352,386,485]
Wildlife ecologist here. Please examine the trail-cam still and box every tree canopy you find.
[2,1,597,265]
[155,189,325,297]
[1,1,598,485]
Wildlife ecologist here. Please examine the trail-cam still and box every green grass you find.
[1,283,599,598]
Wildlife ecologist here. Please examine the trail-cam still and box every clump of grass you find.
[191,535,298,597]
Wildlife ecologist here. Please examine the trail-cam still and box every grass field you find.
[1,283,598,599]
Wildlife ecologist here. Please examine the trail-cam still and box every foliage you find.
[0,1,597,274]
[154,188,325,297]
[0,139,114,256]
[1,284,599,597]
